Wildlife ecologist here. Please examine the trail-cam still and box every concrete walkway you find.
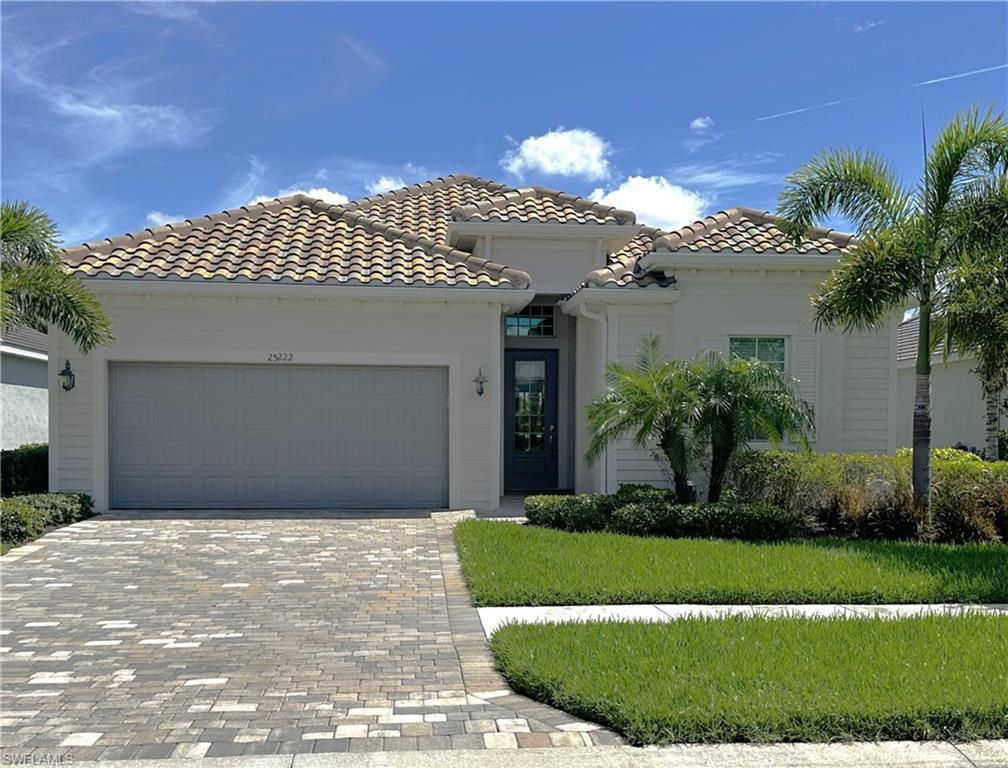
[60,740,1008,767]
[477,603,1008,636]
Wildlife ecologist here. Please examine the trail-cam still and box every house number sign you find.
[266,352,294,362]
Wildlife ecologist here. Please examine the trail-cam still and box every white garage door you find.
[109,363,448,509]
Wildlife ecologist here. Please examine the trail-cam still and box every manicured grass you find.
[491,615,1008,744]
[455,520,1008,605]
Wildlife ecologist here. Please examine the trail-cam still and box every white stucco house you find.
[51,175,905,512]
[2,325,49,450]
[893,315,1003,454]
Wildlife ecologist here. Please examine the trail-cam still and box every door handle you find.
[548,426,557,457]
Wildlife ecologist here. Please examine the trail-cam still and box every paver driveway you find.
[1,511,616,761]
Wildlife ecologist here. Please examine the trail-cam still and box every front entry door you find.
[504,349,558,491]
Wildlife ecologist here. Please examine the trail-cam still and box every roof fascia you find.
[560,287,681,315]
[82,279,535,312]
[1,344,47,361]
[640,251,841,275]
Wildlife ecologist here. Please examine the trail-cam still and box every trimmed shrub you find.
[524,494,614,532]
[0,493,93,550]
[609,500,801,541]
[608,501,687,538]
[729,450,1008,543]
[895,446,983,463]
[1,443,48,497]
[614,484,677,507]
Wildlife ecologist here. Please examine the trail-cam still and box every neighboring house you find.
[51,175,903,512]
[1,325,49,450]
[893,316,1003,452]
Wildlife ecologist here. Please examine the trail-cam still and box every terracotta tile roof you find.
[1,325,47,355]
[653,207,857,255]
[63,190,531,289]
[451,186,635,226]
[583,228,674,288]
[343,175,511,246]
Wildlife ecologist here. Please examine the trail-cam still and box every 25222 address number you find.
[266,352,294,362]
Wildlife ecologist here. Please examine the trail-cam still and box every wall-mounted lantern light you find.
[472,368,488,397]
[58,360,76,392]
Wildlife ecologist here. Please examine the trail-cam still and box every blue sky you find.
[3,1,1006,245]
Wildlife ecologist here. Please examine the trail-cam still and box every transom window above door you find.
[729,336,786,370]
[505,305,556,337]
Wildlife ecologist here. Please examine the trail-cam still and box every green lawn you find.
[456,520,1008,605]
[491,615,1008,744]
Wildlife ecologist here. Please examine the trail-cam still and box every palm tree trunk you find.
[912,303,933,529]
[707,418,734,503]
[984,385,1000,461]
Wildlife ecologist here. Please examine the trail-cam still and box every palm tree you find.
[688,353,815,502]
[942,250,1008,460]
[585,336,701,502]
[776,106,1008,521]
[1,201,112,352]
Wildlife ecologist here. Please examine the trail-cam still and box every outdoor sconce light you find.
[58,360,76,392]
[472,368,488,397]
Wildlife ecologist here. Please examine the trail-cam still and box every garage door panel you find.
[109,363,448,509]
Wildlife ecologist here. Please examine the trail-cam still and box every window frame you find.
[728,335,790,445]
[505,305,557,338]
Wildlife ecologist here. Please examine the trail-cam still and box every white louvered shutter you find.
[791,337,820,439]
[700,337,730,360]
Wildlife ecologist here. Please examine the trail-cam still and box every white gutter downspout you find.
[576,301,609,492]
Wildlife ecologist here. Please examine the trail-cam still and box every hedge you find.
[524,490,801,542]
[0,493,93,550]
[1,443,48,497]
[729,449,1008,543]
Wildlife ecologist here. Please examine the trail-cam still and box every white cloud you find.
[689,116,715,132]
[591,176,708,231]
[221,156,266,208]
[247,186,349,207]
[146,210,186,227]
[365,176,406,195]
[671,159,781,191]
[501,128,611,181]
[3,33,214,164]
[124,3,210,28]
[340,35,386,72]
[854,20,885,32]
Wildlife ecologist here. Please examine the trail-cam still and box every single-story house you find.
[893,315,1003,453]
[52,175,904,512]
[2,325,49,450]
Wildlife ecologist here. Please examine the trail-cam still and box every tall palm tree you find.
[1,201,112,352]
[585,336,701,502]
[776,106,1008,521]
[688,353,815,502]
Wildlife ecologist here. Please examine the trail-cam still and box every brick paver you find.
[0,511,615,761]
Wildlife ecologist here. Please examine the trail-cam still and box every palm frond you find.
[776,148,910,242]
[1,201,62,267]
[3,264,114,352]
[811,231,920,331]
[922,105,1008,239]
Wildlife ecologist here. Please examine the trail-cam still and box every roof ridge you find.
[302,197,532,290]
[344,174,515,215]
[449,184,636,225]
[652,206,857,253]
[61,195,316,260]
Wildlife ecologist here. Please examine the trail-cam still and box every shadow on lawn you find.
[802,538,1008,602]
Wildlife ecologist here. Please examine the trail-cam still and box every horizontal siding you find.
[842,331,891,452]
[615,310,673,489]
